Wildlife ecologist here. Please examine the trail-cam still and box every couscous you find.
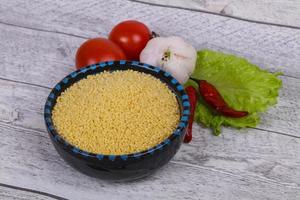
[52,70,180,155]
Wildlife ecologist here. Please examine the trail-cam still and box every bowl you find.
[44,60,190,180]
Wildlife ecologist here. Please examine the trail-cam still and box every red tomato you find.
[109,20,151,61]
[75,38,126,69]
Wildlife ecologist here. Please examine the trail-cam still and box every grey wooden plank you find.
[136,0,300,28]
[1,123,300,200]
[0,23,79,88]
[0,1,299,199]
[0,14,298,137]
[0,78,299,190]
[0,68,298,138]
[0,0,299,80]
[0,185,59,200]
[0,11,299,136]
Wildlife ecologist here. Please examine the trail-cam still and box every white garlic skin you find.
[140,36,197,84]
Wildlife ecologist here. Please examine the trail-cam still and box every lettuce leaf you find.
[185,50,282,135]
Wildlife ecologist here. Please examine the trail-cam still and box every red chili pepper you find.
[184,86,198,143]
[190,78,248,118]
[219,106,248,118]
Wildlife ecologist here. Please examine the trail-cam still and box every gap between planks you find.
[0,183,68,200]
[0,21,88,40]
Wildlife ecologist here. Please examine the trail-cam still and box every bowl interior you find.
[44,60,190,160]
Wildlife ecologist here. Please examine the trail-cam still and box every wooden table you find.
[0,1,299,199]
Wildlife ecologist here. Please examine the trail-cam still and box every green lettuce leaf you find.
[185,50,282,135]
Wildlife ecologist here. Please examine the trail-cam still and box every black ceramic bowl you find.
[44,60,190,180]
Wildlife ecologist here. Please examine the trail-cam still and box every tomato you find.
[75,38,126,69]
[109,20,151,61]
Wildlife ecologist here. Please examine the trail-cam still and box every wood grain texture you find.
[0,0,299,83]
[0,0,300,199]
[1,123,300,200]
[136,0,300,28]
[0,79,300,199]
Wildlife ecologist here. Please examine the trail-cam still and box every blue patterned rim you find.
[44,60,190,161]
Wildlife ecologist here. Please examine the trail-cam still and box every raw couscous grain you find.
[52,70,180,155]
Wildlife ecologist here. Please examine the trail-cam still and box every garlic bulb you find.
[140,36,197,84]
